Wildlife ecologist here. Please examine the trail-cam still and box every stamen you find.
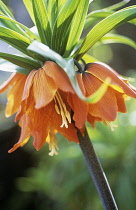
[46,129,59,156]
[104,121,118,131]
[108,122,118,131]
[54,92,71,128]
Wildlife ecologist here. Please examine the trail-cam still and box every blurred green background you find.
[0,0,136,210]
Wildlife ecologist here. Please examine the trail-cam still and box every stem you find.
[77,127,118,210]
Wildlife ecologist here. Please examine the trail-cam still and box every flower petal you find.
[114,91,127,113]
[30,101,53,150]
[0,73,27,93]
[5,74,27,117]
[83,72,118,121]
[8,114,31,153]
[68,93,88,129]
[86,62,136,98]
[43,61,74,93]
[22,70,37,101]
[33,68,57,109]
[87,113,102,127]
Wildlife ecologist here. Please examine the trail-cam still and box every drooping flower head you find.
[0,60,136,155]
[0,61,79,155]
[68,62,136,129]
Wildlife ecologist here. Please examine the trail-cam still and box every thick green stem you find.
[77,127,118,210]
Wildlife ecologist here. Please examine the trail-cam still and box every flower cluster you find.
[0,61,136,155]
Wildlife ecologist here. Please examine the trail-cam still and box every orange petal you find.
[8,114,31,153]
[33,68,57,109]
[50,103,78,143]
[86,62,136,98]
[0,73,27,92]
[5,74,27,117]
[87,113,102,127]
[30,102,53,150]
[114,91,126,113]
[68,93,88,129]
[0,73,17,93]
[76,73,86,95]
[83,72,118,121]
[43,61,74,93]
[22,70,37,101]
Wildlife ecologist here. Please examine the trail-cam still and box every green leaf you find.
[51,0,79,54]
[0,2,27,34]
[84,0,131,30]
[75,6,136,60]
[0,0,14,18]
[85,10,113,30]
[0,59,30,75]
[0,14,39,40]
[0,52,41,70]
[105,0,130,11]
[23,0,35,24]
[129,18,136,25]
[95,34,136,49]
[0,26,31,55]
[27,40,109,103]
[82,54,99,63]
[47,0,59,30]
[64,0,89,57]
[32,0,52,44]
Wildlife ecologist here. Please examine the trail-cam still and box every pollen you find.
[54,92,71,128]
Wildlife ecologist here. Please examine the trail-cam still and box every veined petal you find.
[15,87,35,121]
[22,70,37,101]
[68,93,88,129]
[86,62,136,98]
[5,74,27,117]
[30,101,53,150]
[33,68,57,109]
[83,73,118,121]
[114,91,126,113]
[8,114,31,153]
[0,73,26,93]
[43,61,74,93]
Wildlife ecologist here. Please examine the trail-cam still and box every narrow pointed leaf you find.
[0,52,41,70]
[75,6,136,60]
[0,60,30,75]
[51,0,79,54]
[32,0,52,44]
[0,26,31,55]
[28,40,109,103]
[0,2,28,35]
[85,11,136,31]
[0,15,39,40]
[23,0,35,24]
[106,0,130,11]
[64,0,89,57]
[0,0,14,18]
[47,0,59,30]
[96,34,136,49]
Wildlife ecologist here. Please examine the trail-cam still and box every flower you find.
[0,61,136,155]
[68,62,136,129]
[0,61,78,155]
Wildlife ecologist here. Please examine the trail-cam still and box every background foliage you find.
[0,0,136,210]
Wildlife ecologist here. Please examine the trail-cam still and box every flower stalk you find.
[77,127,118,210]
